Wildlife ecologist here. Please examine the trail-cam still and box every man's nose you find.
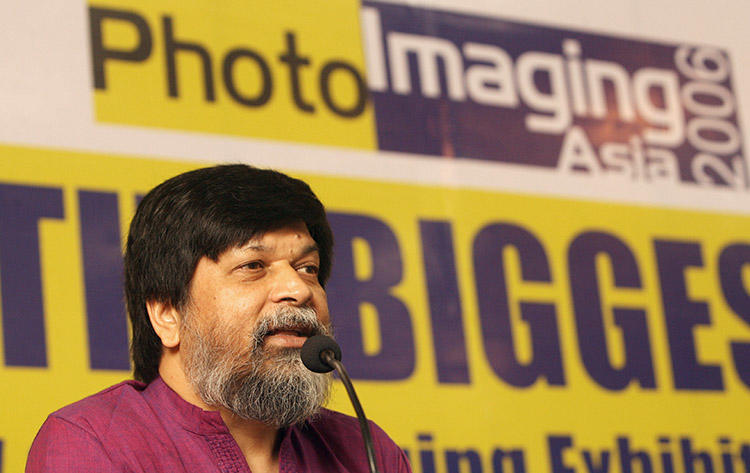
[269,263,313,305]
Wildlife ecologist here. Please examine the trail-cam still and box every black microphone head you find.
[301,335,342,373]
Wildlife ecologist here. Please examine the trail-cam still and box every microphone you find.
[300,334,341,373]
[301,335,380,473]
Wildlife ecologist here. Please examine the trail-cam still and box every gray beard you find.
[180,306,331,427]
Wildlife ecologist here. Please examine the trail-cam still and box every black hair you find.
[124,164,333,383]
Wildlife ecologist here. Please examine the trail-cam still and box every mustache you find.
[250,306,330,349]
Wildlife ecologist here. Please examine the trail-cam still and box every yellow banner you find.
[89,0,376,149]
[1,145,749,473]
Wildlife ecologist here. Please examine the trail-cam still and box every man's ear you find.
[146,300,182,348]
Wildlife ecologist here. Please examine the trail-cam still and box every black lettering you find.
[163,16,215,101]
[473,223,564,387]
[222,48,272,107]
[325,212,415,380]
[89,7,152,89]
[549,436,576,473]
[493,448,527,473]
[618,437,653,473]
[719,438,734,473]
[420,220,470,384]
[583,450,610,473]
[319,60,367,118]
[419,433,437,473]
[740,444,750,473]
[681,438,715,473]
[659,437,676,473]
[718,243,750,387]
[279,31,315,112]
[568,232,655,390]
[79,191,130,370]
[445,449,482,473]
[655,240,724,390]
[0,184,64,367]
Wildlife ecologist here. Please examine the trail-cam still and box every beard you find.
[180,305,332,427]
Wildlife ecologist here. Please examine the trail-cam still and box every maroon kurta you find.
[27,377,411,473]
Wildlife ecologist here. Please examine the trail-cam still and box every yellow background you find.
[91,0,377,149]
[1,145,749,472]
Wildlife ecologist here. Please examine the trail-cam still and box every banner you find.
[89,0,376,149]
[364,2,746,189]
[1,1,749,472]
[87,1,747,190]
[1,146,749,472]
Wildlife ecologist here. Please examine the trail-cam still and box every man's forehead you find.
[236,223,318,253]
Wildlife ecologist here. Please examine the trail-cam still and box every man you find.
[27,164,411,473]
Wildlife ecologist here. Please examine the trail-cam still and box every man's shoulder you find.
[307,407,391,439]
[27,380,175,472]
[303,408,412,471]
[48,379,148,430]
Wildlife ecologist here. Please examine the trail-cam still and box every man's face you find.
[178,221,332,426]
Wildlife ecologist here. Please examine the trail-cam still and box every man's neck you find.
[220,410,282,473]
[158,354,282,473]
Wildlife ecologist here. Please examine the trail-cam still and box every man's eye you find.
[242,261,264,271]
[299,264,319,275]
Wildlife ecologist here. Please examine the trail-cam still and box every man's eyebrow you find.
[238,243,319,256]
[301,243,320,256]
[240,243,269,252]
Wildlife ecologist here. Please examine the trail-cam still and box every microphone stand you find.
[321,350,381,473]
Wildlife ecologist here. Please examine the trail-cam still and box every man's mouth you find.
[267,329,307,337]
[263,325,316,348]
